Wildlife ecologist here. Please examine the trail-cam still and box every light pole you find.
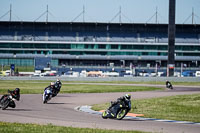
[167,0,176,77]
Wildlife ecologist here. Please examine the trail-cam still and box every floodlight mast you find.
[167,0,176,77]
[46,5,48,23]
[9,4,12,21]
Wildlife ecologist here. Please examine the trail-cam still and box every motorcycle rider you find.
[44,82,55,92]
[53,79,62,97]
[166,80,173,89]
[109,94,131,110]
[0,88,20,108]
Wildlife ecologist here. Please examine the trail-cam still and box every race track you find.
[0,85,200,133]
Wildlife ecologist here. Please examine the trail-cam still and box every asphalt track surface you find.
[0,85,200,133]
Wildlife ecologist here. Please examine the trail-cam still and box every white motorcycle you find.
[43,88,52,104]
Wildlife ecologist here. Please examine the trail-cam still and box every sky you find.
[0,0,200,24]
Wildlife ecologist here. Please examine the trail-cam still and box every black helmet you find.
[14,88,20,94]
[15,88,20,92]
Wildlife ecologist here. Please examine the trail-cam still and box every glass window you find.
[111,45,118,49]
[134,45,144,49]
[35,44,46,48]
[59,44,70,49]
[98,44,106,49]
[76,44,84,49]
[22,43,34,48]
[47,44,58,49]
[51,59,58,67]
[0,59,9,65]
[158,45,167,50]
[71,44,76,49]
[10,44,21,48]
[84,44,94,49]
[0,44,10,48]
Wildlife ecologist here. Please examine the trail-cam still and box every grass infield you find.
[0,122,147,133]
[92,93,200,123]
[0,80,163,94]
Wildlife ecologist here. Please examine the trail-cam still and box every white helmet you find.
[125,94,131,100]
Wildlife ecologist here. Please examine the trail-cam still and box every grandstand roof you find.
[0,21,200,33]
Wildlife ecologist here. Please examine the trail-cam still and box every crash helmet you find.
[57,79,60,82]
[125,94,131,100]
[14,88,20,94]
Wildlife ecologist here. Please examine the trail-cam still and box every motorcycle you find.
[0,94,16,110]
[166,84,173,89]
[102,100,131,120]
[43,88,53,104]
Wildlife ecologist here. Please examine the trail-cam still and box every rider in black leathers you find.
[109,94,131,110]
[44,82,55,93]
[166,80,173,89]
[44,79,62,97]
[53,79,62,97]
[0,88,20,108]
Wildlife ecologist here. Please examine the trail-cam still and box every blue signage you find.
[10,64,15,71]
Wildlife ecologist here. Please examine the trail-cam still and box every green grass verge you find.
[92,94,200,123]
[79,81,200,86]
[1,79,200,86]
[0,80,162,94]
[0,122,147,133]
[63,81,200,86]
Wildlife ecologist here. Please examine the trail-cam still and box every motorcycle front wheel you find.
[43,95,48,104]
[1,98,10,110]
[116,109,127,120]
[102,111,108,119]
[43,99,47,104]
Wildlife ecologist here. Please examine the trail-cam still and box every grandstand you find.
[0,21,200,75]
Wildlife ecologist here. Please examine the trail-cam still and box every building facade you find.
[0,21,200,70]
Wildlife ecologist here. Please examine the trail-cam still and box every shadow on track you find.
[101,118,144,122]
[168,87,200,92]
[4,108,33,111]
[56,95,73,97]
[46,102,70,104]
[122,119,145,122]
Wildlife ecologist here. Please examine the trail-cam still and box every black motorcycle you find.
[166,84,173,89]
[102,100,131,120]
[0,93,16,110]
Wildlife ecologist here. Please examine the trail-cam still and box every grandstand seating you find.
[0,28,199,43]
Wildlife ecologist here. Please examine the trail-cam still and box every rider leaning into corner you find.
[44,79,62,97]
[0,88,20,108]
[44,82,55,92]
[54,79,62,96]
[166,80,173,89]
[109,94,131,110]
